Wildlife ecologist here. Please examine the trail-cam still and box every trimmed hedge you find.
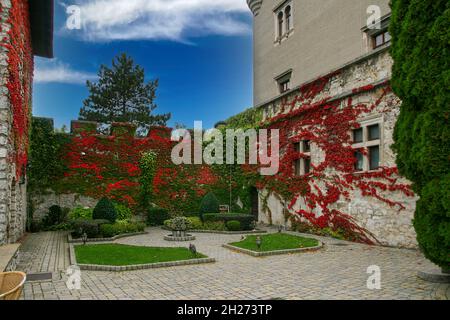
[147,207,170,226]
[100,222,146,238]
[203,213,255,231]
[93,197,117,223]
[226,220,241,231]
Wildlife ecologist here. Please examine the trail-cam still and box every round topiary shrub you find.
[92,197,117,223]
[199,192,220,222]
[226,220,241,231]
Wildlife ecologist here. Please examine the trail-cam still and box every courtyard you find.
[16,227,449,300]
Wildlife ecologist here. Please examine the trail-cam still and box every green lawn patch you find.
[230,233,319,252]
[75,244,206,266]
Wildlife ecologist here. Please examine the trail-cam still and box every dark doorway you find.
[250,187,259,221]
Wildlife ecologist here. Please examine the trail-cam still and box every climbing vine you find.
[248,73,414,244]
[0,0,33,179]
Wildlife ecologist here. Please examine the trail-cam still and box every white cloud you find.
[63,0,251,42]
[34,60,97,85]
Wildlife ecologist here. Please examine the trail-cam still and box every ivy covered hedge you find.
[390,0,449,269]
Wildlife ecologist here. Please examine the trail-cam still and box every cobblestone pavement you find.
[16,228,449,300]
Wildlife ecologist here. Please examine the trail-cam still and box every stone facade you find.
[0,0,29,245]
[248,0,391,106]
[247,1,417,248]
[255,47,418,248]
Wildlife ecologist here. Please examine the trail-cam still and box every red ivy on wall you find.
[63,128,219,212]
[0,0,33,179]
[250,74,414,244]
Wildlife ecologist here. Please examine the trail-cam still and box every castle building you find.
[0,0,54,246]
[246,0,417,247]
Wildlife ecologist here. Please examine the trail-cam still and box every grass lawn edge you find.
[71,243,215,271]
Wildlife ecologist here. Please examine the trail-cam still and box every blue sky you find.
[33,0,253,130]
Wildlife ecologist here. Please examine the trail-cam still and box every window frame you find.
[293,140,312,176]
[274,1,294,44]
[372,30,391,49]
[351,117,383,172]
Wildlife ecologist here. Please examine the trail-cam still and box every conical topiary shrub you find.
[93,197,117,223]
[199,192,220,222]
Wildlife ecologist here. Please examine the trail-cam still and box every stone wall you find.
[30,192,98,222]
[257,48,418,248]
[0,0,30,244]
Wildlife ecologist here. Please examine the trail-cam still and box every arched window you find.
[285,6,291,32]
[277,11,284,38]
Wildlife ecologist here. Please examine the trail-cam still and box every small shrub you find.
[99,224,116,238]
[147,207,170,226]
[100,221,146,238]
[226,220,241,231]
[71,219,109,238]
[203,221,226,231]
[69,207,93,220]
[187,217,203,230]
[114,203,132,221]
[93,197,117,223]
[199,193,220,221]
[42,205,66,227]
[203,213,255,230]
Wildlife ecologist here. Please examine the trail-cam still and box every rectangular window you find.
[354,151,364,172]
[369,146,380,170]
[303,140,310,153]
[353,128,363,143]
[368,124,380,141]
[304,157,311,174]
[293,140,312,176]
[294,159,301,176]
[373,31,391,49]
[279,80,290,94]
[352,120,382,172]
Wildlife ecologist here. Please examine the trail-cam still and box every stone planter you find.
[164,230,196,241]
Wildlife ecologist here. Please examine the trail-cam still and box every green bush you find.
[92,197,117,223]
[99,224,116,238]
[42,205,68,227]
[100,221,146,238]
[114,203,132,221]
[71,219,109,238]
[226,220,241,231]
[69,207,93,220]
[390,0,450,268]
[199,192,220,221]
[147,207,170,226]
[203,213,255,231]
[187,217,203,229]
[413,177,450,269]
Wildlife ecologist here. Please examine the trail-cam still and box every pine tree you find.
[79,53,170,135]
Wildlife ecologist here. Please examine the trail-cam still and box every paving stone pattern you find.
[15,228,450,300]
